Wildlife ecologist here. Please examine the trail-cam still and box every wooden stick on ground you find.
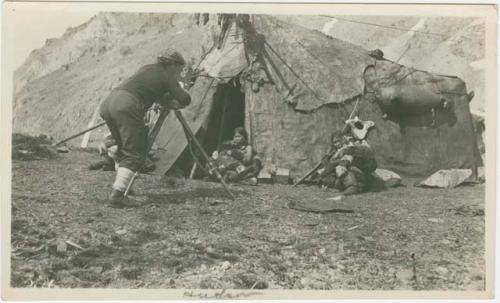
[52,122,106,146]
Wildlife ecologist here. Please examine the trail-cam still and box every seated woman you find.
[212,127,262,185]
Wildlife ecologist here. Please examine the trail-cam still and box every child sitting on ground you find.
[88,133,117,171]
[212,127,262,185]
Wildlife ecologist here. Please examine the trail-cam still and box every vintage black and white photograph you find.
[2,1,496,300]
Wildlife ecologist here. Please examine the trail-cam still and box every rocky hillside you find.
[277,15,486,112]
[14,13,179,94]
[13,12,219,144]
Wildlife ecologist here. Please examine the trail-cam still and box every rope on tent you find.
[396,43,411,63]
[197,74,237,80]
[194,43,217,72]
[264,41,326,104]
[319,15,450,38]
[261,48,293,92]
[274,16,471,98]
[191,20,242,81]
[292,38,326,66]
[394,67,418,84]
[203,42,242,75]
[342,96,361,133]
[194,77,216,116]
[267,17,326,66]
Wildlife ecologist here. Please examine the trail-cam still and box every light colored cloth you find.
[417,169,472,188]
[112,167,135,192]
[373,168,402,187]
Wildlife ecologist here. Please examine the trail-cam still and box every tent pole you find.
[246,87,254,147]
[81,99,103,148]
[189,162,198,179]
[217,86,230,150]
[188,127,206,179]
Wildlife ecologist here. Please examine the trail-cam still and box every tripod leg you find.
[175,110,235,200]
[123,108,171,197]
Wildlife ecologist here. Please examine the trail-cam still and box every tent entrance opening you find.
[204,80,246,156]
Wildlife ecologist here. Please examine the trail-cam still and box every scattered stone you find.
[56,146,69,153]
[220,261,231,271]
[233,272,267,289]
[251,280,268,289]
[362,236,375,241]
[199,277,219,289]
[327,195,344,201]
[66,240,85,250]
[115,229,127,235]
[338,241,344,254]
[120,46,132,56]
[348,225,361,231]
[436,266,449,275]
[427,218,444,223]
[56,239,67,254]
[208,199,223,206]
[398,268,414,282]
[18,150,33,155]
[373,168,402,187]
[121,266,142,280]
[452,205,485,217]
[199,264,208,272]
[303,221,319,227]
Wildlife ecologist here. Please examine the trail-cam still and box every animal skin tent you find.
[152,14,482,179]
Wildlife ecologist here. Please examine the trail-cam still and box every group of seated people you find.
[210,125,377,195]
[89,121,377,195]
[88,125,262,184]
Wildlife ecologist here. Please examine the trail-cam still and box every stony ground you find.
[10,150,485,290]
